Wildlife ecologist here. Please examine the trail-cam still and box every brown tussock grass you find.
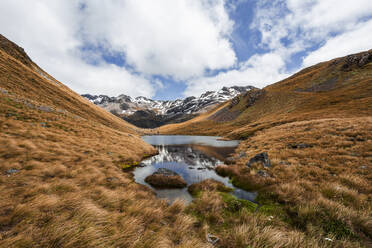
[0,37,210,247]
[210,117,372,246]
[160,50,372,138]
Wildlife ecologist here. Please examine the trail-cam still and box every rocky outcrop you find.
[229,89,264,109]
[246,152,271,168]
[0,34,33,67]
[145,168,187,188]
[340,52,372,71]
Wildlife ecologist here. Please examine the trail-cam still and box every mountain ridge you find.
[82,85,256,128]
[159,49,372,137]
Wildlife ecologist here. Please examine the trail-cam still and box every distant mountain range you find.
[82,86,256,128]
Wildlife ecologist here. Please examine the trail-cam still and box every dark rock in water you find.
[257,170,269,177]
[225,156,235,164]
[138,162,147,167]
[186,152,197,159]
[246,152,271,168]
[288,143,313,149]
[145,168,187,188]
[167,147,180,152]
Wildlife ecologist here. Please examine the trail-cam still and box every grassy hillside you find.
[0,35,210,247]
[159,50,372,247]
[160,50,372,138]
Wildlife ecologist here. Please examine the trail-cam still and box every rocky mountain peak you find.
[82,85,257,128]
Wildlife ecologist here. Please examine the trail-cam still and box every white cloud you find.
[185,0,372,96]
[252,0,372,50]
[0,0,155,97]
[0,0,371,98]
[0,0,236,97]
[303,19,372,67]
[286,0,372,32]
[185,53,289,96]
[79,0,236,79]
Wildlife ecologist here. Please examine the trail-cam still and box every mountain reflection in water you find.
[134,136,257,203]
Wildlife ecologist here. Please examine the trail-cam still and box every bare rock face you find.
[145,168,187,188]
[0,34,33,67]
[341,52,372,71]
[229,89,264,109]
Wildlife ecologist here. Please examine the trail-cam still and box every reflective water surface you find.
[134,135,257,203]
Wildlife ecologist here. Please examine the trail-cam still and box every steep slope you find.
[0,35,209,247]
[160,50,372,137]
[82,86,256,128]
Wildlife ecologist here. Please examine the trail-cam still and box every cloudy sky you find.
[1,0,371,99]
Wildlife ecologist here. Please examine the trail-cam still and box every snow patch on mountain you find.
[82,85,256,128]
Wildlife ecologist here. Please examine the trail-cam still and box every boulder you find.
[246,152,271,168]
[145,168,187,188]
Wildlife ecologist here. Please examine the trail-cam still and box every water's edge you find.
[134,135,256,203]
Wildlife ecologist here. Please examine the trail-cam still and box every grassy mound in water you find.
[145,168,187,188]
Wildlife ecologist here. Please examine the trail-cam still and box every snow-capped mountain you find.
[82,85,256,128]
